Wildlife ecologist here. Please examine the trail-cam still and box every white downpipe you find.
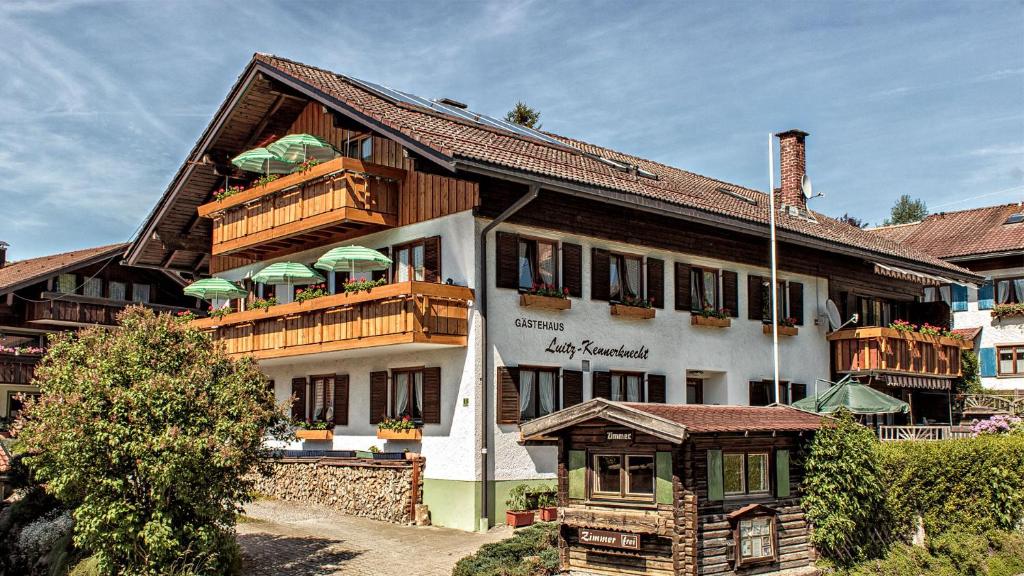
[768,134,781,399]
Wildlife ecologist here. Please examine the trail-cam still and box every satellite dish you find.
[826,299,842,331]
[801,174,814,199]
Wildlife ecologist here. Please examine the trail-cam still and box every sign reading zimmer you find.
[579,528,641,550]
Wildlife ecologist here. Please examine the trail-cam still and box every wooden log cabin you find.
[521,399,822,576]
[125,53,977,531]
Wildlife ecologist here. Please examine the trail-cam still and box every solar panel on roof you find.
[1005,213,1024,224]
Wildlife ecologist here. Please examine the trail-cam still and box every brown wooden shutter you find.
[563,370,583,408]
[789,282,804,325]
[497,366,520,424]
[593,371,612,400]
[647,374,667,403]
[591,248,610,301]
[423,236,441,283]
[562,243,582,297]
[333,374,349,426]
[422,367,441,424]
[495,231,519,289]
[370,371,388,424]
[646,258,664,309]
[291,377,307,421]
[748,275,765,321]
[722,270,739,318]
[675,262,692,311]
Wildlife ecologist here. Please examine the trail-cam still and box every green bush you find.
[452,522,560,576]
[835,530,1024,576]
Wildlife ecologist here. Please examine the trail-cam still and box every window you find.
[997,345,1024,376]
[790,383,807,403]
[517,237,557,291]
[591,453,655,501]
[394,241,425,282]
[759,280,788,322]
[690,268,719,312]
[854,296,910,327]
[132,283,151,303]
[723,452,770,496]
[686,378,705,405]
[995,277,1024,304]
[392,369,424,421]
[518,367,559,421]
[749,380,772,406]
[56,273,77,294]
[108,281,127,301]
[307,375,335,422]
[737,516,775,564]
[82,277,103,298]
[610,372,644,402]
[609,253,642,302]
[923,285,952,305]
[346,136,373,161]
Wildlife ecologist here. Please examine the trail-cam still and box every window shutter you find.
[291,377,307,421]
[422,367,442,424]
[591,248,610,301]
[776,449,791,498]
[656,452,673,504]
[563,370,584,408]
[370,371,388,424]
[951,284,968,312]
[722,270,739,318]
[423,236,442,283]
[979,347,997,377]
[333,374,349,426]
[568,450,586,500]
[497,366,520,424]
[562,243,583,298]
[647,374,667,403]
[495,231,519,289]
[747,275,765,321]
[978,281,994,310]
[707,449,724,501]
[788,282,804,325]
[674,262,692,311]
[646,258,664,309]
[592,371,612,400]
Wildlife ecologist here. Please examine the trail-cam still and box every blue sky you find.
[1,0,1021,261]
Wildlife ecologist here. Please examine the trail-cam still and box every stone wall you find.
[253,459,418,524]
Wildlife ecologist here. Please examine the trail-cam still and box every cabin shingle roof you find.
[869,203,1024,260]
[0,244,126,294]
[625,403,823,433]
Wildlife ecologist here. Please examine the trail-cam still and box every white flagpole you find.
[768,134,781,401]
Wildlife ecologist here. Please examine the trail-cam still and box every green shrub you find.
[835,530,1024,576]
[69,556,101,576]
[452,522,560,576]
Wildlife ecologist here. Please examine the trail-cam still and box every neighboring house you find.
[0,242,199,422]
[871,203,1024,390]
[125,53,978,532]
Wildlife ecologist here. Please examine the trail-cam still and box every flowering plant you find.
[617,294,654,308]
[699,305,730,319]
[970,414,1023,437]
[526,282,567,299]
[919,323,942,336]
[174,310,197,323]
[208,306,233,319]
[294,284,328,303]
[213,184,246,202]
[252,297,277,311]
[377,415,417,431]
[992,303,1024,320]
[778,317,798,328]
[0,345,45,355]
[294,419,333,431]
[343,277,387,294]
[256,174,280,187]
[295,157,320,173]
[890,319,917,333]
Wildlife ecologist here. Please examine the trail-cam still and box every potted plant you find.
[343,277,387,294]
[505,483,535,528]
[208,305,233,320]
[520,283,571,311]
[531,485,558,521]
[377,415,422,440]
[763,317,798,336]
[992,303,1024,321]
[295,419,334,440]
[692,306,731,328]
[610,295,656,319]
[294,283,329,303]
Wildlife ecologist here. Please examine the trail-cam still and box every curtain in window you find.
[997,280,1011,304]
[132,284,151,303]
[57,274,76,294]
[626,374,641,402]
[923,286,937,302]
[412,245,425,281]
[395,372,409,416]
[414,372,424,415]
[537,243,555,286]
[313,379,325,421]
[538,371,555,415]
[83,278,103,298]
[109,281,126,301]
[610,374,623,401]
[397,248,410,282]
[518,242,535,289]
[609,257,621,300]
[519,370,535,416]
[939,285,951,305]
[1014,279,1024,303]
[624,258,641,299]
[691,270,704,310]
[703,270,716,308]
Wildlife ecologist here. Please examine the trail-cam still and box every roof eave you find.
[520,398,688,443]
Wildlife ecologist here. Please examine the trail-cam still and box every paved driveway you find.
[237,499,512,576]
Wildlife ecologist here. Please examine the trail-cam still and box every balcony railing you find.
[828,326,971,378]
[962,393,1024,417]
[878,425,973,442]
[197,157,405,259]
[190,281,473,360]
[0,352,40,385]
[26,293,198,327]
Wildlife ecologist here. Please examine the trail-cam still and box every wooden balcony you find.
[190,281,473,360]
[878,425,973,442]
[0,352,39,385]
[25,293,198,328]
[828,326,971,379]
[962,392,1024,417]
[197,157,405,259]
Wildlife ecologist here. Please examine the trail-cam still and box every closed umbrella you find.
[183,278,247,300]
[792,376,910,415]
[231,147,295,176]
[267,133,337,164]
[314,246,392,279]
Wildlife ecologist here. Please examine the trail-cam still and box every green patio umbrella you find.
[792,376,910,415]
[231,147,295,176]
[266,133,337,164]
[313,246,392,278]
[251,262,325,285]
[183,277,247,300]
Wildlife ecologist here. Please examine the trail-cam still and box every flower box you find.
[377,428,423,440]
[355,450,374,459]
[763,324,798,337]
[610,304,655,320]
[538,507,558,522]
[691,315,731,328]
[506,510,535,528]
[520,293,571,311]
[295,429,334,441]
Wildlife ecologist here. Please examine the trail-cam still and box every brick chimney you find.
[0,241,7,268]
[776,130,809,210]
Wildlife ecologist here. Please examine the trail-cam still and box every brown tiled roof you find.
[626,403,823,433]
[0,244,126,294]
[870,203,1024,260]
[951,327,982,341]
[252,53,975,279]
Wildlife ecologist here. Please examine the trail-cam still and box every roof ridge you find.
[4,242,126,267]
[927,202,1023,217]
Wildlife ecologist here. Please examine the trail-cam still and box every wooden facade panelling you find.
[828,326,968,378]
[0,353,39,385]
[24,294,194,328]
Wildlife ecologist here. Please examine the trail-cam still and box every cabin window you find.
[997,345,1024,376]
[737,516,776,564]
[518,367,559,421]
[56,274,77,294]
[610,372,644,402]
[995,277,1024,304]
[591,453,655,501]
[109,281,127,301]
[346,136,373,162]
[517,237,558,291]
[132,283,151,303]
[690,268,719,312]
[394,241,425,282]
[609,253,642,302]
[82,277,103,298]
[392,369,424,422]
[723,452,770,496]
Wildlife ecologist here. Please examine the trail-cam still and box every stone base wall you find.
[253,460,418,524]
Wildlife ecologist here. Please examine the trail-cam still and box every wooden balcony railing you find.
[197,157,405,259]
[26,293,198,327]
[0,352,40,385]
[828,327,971,379]
[190,281,473,360]
[878,425,973,442]
[962,393,1024,417]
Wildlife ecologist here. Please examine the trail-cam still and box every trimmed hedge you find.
[452,522,559,576]
[837,530,1024,576]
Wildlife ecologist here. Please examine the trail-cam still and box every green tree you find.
[505,101,542,129]
[882,194,928,226]
[20,307,288,575]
